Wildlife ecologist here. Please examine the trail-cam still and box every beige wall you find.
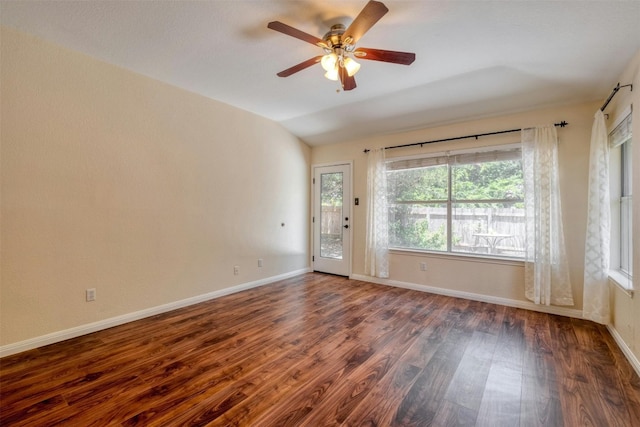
[312,101,598,310]
[606,50,640,365]
[0,27,311,347]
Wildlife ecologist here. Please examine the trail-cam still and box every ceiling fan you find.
[267,0,415,91]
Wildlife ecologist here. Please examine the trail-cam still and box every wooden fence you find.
[322,205,526,256]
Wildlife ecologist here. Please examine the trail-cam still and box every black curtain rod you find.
[600,82,633,112]
[363,121,569,153]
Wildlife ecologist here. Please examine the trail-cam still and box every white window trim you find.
[609,269,634,297]
[608,105,633,293]
[389,247,525,265]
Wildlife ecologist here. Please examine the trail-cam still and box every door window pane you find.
[320,172,343,259]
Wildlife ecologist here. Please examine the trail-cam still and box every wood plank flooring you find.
[2,273,640,426]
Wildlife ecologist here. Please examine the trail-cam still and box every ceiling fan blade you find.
[353,48,415,65]
[343,1,389,45]
[267,21,326,47]
[276,56,323,77]
[339,66,357,91]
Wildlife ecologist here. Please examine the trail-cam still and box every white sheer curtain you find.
[522,125,574,306]
[583,110,610,324]
[365,148,389,278]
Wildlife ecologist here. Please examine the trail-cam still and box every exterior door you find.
[313,164,351,276]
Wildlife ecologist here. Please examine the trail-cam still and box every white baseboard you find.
[0,268,311,358]
[350,274,584,319]
[607,325,640,378]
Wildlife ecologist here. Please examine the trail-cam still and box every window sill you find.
[389,248,525,267]
[608,270,634,298]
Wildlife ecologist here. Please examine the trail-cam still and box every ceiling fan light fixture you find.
[343,57,361,77]
[324,66,339,81]
[321,53,338,72]
[268,0,415,91]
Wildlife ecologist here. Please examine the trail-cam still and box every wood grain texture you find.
[2,273,640,426]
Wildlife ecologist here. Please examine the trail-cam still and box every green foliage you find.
[387,158,524,250]
[321,172,343,207]
[389,205,447,251]
[411,221,447,250]
[387,165,448,202]
[388,160,523,206]
[452,160,523,205]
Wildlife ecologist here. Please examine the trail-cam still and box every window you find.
[387,146,525,258]
[609,112,633,286]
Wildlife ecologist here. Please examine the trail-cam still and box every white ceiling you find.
[2,1,639,145]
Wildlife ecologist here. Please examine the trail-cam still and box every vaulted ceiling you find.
[2,1,639,145]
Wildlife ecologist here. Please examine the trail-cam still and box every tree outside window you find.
[387,147,525,258]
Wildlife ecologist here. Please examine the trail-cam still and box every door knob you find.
[344,224,349,229]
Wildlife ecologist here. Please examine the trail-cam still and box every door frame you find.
[311,161,353,277]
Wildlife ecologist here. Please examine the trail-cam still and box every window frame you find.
[386,143,525,260]
[608,109,633,291]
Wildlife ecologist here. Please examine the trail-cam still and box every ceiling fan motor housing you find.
[268,1,415,91]
[323,24,356,52]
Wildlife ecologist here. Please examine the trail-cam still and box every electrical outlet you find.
[419,262,427,271]
[258,259,263,268]
[86,288,96,302]
[234,265,239,275]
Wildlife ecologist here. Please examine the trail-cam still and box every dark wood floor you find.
[2,273,640,426]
